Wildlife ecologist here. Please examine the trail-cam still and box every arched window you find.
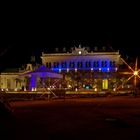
[93,61,99,67]
[110,61,116,67]
[46,62,51,68]
[54,62,59,68]
[85,61,91,68]
[69,62,75,68]
[102,61,107,67]
[77,61,83,68]
[61,62,67,68]
[46,62,49,68]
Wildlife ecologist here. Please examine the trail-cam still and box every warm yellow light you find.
[78,51,82,54]
[94,88,97,91]
[113,88,116,91]
[134,71,138,76]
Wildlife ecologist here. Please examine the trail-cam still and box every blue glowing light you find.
[50,60,117,72]
[36,65,47,72]
[29,75,37,90]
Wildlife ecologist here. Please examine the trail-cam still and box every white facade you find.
[41,46,121,72]
[0,73,23,91]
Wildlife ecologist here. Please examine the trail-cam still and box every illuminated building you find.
[41,45,121,91]
[0,45,126,92]
[0,64,63,91]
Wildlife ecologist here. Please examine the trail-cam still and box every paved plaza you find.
[2,96,140,140]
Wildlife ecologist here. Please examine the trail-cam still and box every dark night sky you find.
[0,4,140,71]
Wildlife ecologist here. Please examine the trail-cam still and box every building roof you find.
[42,45,117,54]
[18,65,63,79]
[42,46,119,57]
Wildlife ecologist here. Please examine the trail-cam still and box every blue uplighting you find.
[36,65,47,72]
[29,75,37,90]
[50,60,117,72]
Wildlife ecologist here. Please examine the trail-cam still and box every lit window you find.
[61,62,67,68]
[110,61,116,67]
[86,61,91,68]
[54,62,59,68]
[69,62,75,68]
[93,61,99,67]
[77,62,83,68]
[48,62,51,68]
[102,61,107,67]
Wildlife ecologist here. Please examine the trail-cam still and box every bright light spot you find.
[94,88,97,91]
[1,89,4,91]
[91,68,93,71]
[14,88,17,91]
[78,51,82,54]
[67,68,69,73]
[107,68,110,71]
[75,88,78,91]
[47,88,50,90]
[24,87,26,91]
[75,68,77,72]
[68,85,72,88]
[113,88,116,91]
[134,71,138,76]
[59,68,61,73]
[31,88,34,91]
[99,68,101,71]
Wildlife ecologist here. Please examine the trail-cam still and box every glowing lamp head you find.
[134,71,138,76]
[78,51,82,55]
[94,88,97,91]
[59,68,61,73]
[113,88,116,91]
[67,68,69,73]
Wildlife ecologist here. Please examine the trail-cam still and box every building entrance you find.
[102,79,108,89]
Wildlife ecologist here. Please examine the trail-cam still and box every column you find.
[29,74,37,91]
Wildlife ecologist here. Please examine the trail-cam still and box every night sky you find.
[1,5,140,72]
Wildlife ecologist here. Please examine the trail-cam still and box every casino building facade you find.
[41,46,121,91]
[0,45,126,92]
